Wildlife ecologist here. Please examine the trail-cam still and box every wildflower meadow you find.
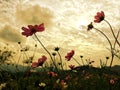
[0,11,120,90]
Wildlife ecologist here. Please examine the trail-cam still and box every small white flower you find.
[62,82,68,89]
[56,79,60,84]
[72,70,77,72]
[0,83,6,90]
[39,82,46,87]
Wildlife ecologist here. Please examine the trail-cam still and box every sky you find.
[0,0,120,67]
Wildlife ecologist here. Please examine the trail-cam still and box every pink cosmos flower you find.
[65,50,75,61]
[65,75,72,80]
[31,55,47,68]
[110,79,115,85]
[38,55,47,66]
[47,71,58,77]
[21,23,45,37]
[94,11,105,23]
[31,62,39,68]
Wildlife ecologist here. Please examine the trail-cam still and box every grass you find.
[0,64,120,90]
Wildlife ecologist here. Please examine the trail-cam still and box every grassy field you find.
[0,64,120,90]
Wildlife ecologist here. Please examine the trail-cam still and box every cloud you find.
[0,25,25,43]
[16,5,54,27]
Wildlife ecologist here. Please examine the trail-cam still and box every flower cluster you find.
[65,50,75,61]
[21,23,45,37]
[31,55,47,68]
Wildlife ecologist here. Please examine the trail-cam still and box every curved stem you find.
[104,19,120,47]
[114,29,120,48]
[72,57,81,66]
[57,51,64,71]
[93,28,114,68]
[34,34,58,71]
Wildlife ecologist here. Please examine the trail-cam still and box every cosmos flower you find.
[65,50,75,61]
[60,80,68,89]
[54,47,60,51]
[47,71,58,77]
[106,56,109,60]
[38,55,47,66]
[39,82,46,87]
[65,75,72,80]
[31,55,47,68]
[87,22,94,31]
[94,11,105,23]
[110,79,115,85]
[0,83,6,90]
[31,62,39,68]
[21,23,45,37]
[68,65,75,70]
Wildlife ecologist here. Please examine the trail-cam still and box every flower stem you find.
[34,34,58,72]
[105,59,108,66]
[113,29,120,48]
[57,51,64,71]
[81,58,84,66]
[104,19,120,47]
[93,28,114,68]
[72,57,81,66]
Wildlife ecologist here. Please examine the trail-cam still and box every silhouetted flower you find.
[23,57,33,64]
[18,42,21,44]
[94,11,105,23]
[58,62,61,65]
[21,23,44,37]
[54,47,60,51]
[80,55,83,58]
[89,61,95,64]
[21,46,29,52]
[68,65,75,70]
[87,22,93,31]
[65,50,75,61]
[35,44,37,47]
[106,57,109,59]
[52,52,56,56]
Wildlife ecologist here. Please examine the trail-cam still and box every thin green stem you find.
[93,28,114,68]
[34,34,58,72]
[72,57,81,66]
[81,58,84,66]
[57,51,64,71]
[114,29,120,48]
[104,19,120,47]
[105,59,108,66]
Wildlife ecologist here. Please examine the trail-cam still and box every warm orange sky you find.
[0,0,120,67]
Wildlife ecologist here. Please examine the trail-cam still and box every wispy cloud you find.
[16,5,54,27]
[0,25,25,43]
